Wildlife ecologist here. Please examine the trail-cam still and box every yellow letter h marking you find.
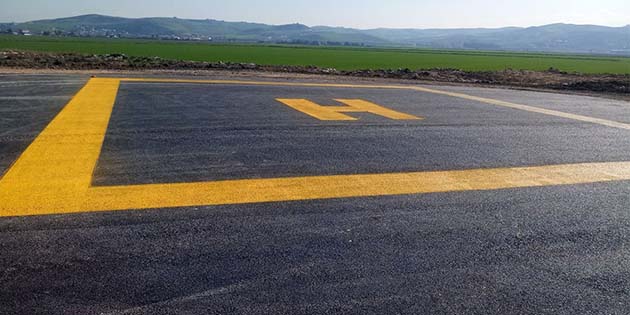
[276,99,422,121]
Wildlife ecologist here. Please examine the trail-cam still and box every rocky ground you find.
[1,50,628,96]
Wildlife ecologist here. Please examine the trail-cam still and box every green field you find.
[2,35,630,74]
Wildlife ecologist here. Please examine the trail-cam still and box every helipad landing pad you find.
[1,77,630,217]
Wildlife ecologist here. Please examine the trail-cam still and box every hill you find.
[2,14,630,54]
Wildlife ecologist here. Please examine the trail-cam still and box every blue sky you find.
[2,0,629,28]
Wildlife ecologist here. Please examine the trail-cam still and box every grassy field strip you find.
[1,35,630,74]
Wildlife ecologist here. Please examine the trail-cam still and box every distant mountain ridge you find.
[2,14,630,55]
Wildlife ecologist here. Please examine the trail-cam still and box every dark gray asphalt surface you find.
[2,73,630,314]
[94,82,630,185]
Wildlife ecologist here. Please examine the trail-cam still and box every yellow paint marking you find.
[276,98,422,121]
[120,78,417,90]
[0,78,120,214]
[1,77,630,217]
[79,162,630,213]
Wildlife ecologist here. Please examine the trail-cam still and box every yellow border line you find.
[1,77,630,217]
[83,161,630,212]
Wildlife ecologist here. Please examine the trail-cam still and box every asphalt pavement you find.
[2,73,630,314]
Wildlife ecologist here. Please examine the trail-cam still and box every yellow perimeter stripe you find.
[1,77,630,217]
[80,161,630,213]
[123,78,630,130]
[0,78,120,214]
